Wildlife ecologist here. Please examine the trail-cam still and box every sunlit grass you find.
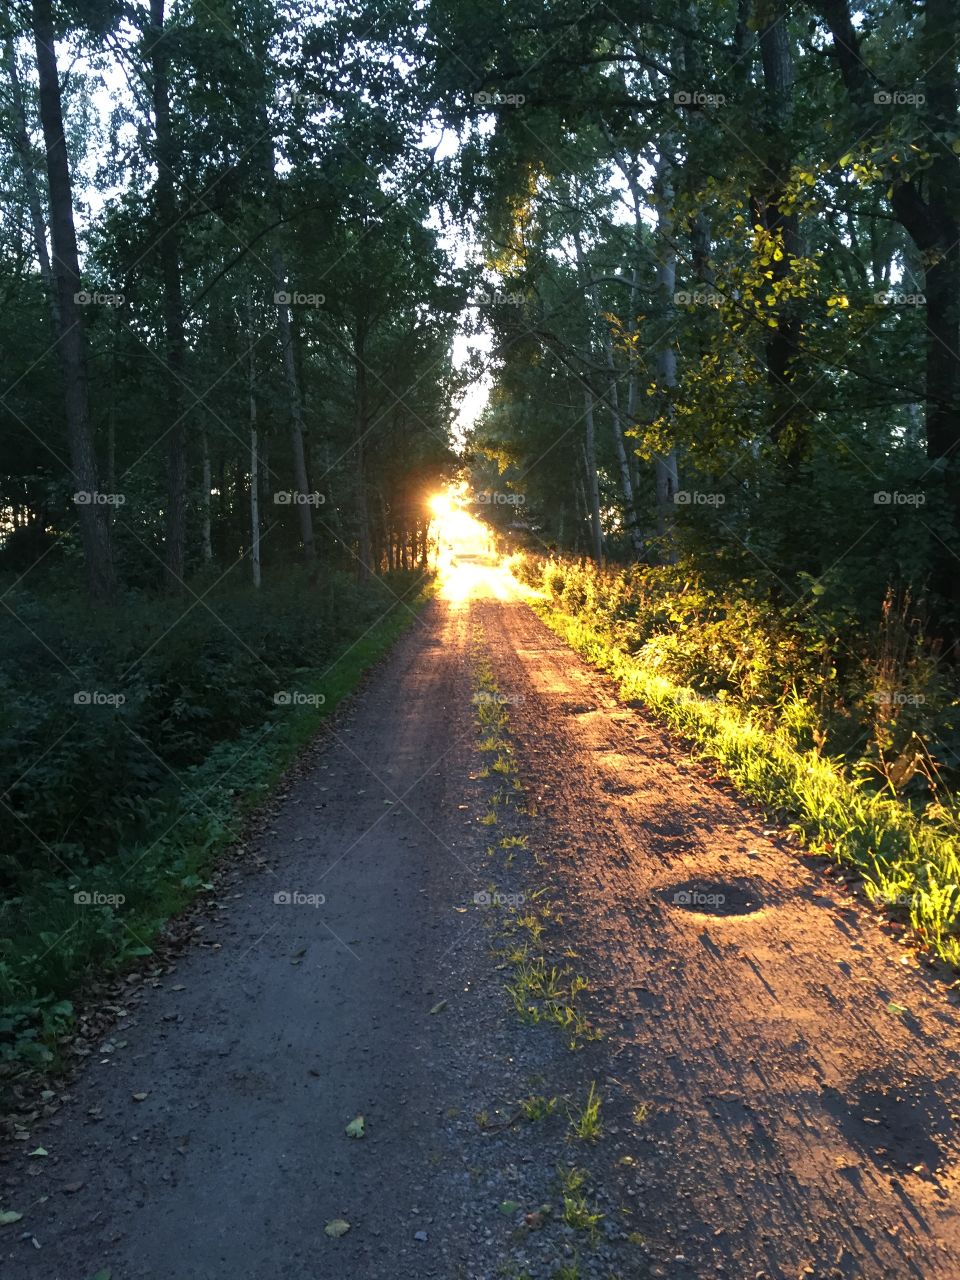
[557,1165,603,1240]
[533,599,960,967]
[568,1081,603,1141]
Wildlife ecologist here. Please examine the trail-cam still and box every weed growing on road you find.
[503,948,593,1048]
[470,625,596,1049]
[520,1093,559,1121]
[568,1081,603,1141]
[552,1263,581,1280]
[557,1165,604,1240]
[632,1102,651,1126]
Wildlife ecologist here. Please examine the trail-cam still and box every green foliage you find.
[526,555,960,966]
[567,1081,603,1142]
[0,568,429,1066]
[519,554,955,775]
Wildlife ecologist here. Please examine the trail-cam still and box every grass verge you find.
[530,596,960,968]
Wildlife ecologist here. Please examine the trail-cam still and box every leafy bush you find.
[521,554,955,773]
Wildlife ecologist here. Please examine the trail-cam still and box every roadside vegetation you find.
[0,569,430,1071]
[514,553,960,967]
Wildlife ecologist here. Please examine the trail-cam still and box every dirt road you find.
[3,566,960,1280]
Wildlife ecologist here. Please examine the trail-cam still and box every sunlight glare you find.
[428,487,519,605]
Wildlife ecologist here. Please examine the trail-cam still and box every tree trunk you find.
[200,431,213,565]
[572,223,642,557]
[812,0,960,623]
[3,26,57,324]
[249,420,261,589]
[31,0,115,600]
[148,0,188,588]
[245,290,261,585]
[272,249,315,560]
[582,388,603,563]
[234,458,245,556]
[757,0,805,461]
[353,322,373,579]
[653,159,680,554]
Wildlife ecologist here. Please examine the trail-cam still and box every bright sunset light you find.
[427,487,518,603]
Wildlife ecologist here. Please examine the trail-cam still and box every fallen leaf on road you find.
[131,1093,149,1102]
[27,1148,47,1157]
[499,1200,521,1215]
[0,1211,23,1226]
[429,1000,447,1015]
[63,1182,84,1194]
[345,1116,365,1139]
[324,1219,350,1238]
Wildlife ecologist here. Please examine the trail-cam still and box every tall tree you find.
[31,0,115,599]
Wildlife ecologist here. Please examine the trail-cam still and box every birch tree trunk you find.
[3,27,56,325]
[572,224,643,557]
[582,387,603,563]
[653,158,680,553]
[244,290,260,585]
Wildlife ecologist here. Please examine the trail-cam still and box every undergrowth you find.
[516,554,960,967]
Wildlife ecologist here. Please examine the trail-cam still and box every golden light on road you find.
[427,486,519,605]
